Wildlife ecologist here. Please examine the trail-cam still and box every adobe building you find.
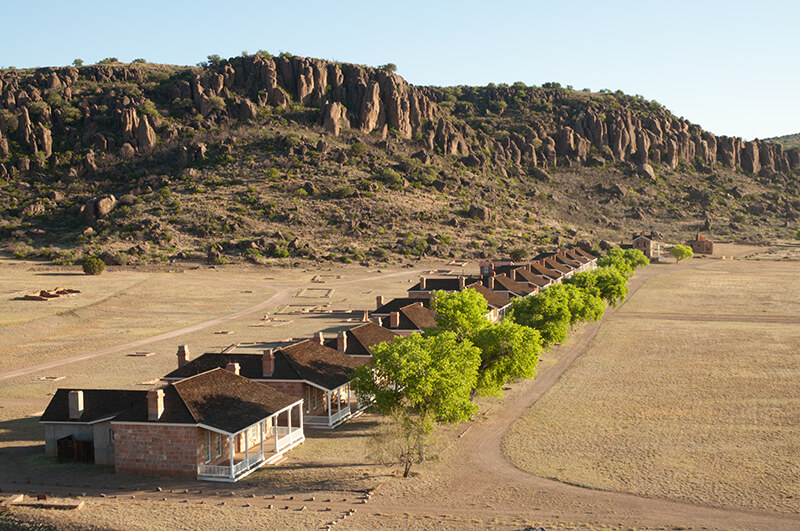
[689,231,714,255]
[632,232,661,260]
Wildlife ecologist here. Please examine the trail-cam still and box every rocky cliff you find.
[0,55,797,264]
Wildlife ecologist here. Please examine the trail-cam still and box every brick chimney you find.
[375,295,384,309]
[361,309,369,322]
[147,389,164,421]
[177,345,190,368]
[262,349,274,377]
[487,276,495,289]
[390,311,400,328]
[419,277,426,290]
[68,390,84,420]
[337,331,347,352]
[317,331,324,345]
[458,276,466,290]
[225,362,240,376]
[375,316,383,327]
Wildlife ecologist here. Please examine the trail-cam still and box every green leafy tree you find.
[471,320,542,396]
[72,58,83,67]
[670,244,693,262]
[597,248,649,278]
[431,288,489,341]
[353,332,481,424]
[379,63,397,73]
[509,284,604,345]
[567,267,629,307]
[509,286,571,346]
[131,58,147,64]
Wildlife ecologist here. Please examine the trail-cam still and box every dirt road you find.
[352,263,800,529]
[0,267,426,382]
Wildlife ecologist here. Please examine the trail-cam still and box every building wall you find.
[44,424,93,457]
[264,380,305,399]
[114,423,202,479]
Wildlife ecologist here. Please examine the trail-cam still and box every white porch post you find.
[228,435,234,480]
[298,403,303,435]
[273,413,279,452]
[327,390,332,427]
[347,384,351,411]
[288,405,292,439]
[259,421,264,457]
[245,429,249,466]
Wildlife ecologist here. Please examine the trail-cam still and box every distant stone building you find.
[632,233,660,260]
[689,231,714,255]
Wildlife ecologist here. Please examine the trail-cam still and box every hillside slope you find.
[765,133,800,150]
[0,54,798,265]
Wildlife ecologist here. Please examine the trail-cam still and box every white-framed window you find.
[305,386,311,413]
[204,431,212,463]
[215,433,222,457]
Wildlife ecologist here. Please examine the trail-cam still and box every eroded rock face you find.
[136,115,157,151]
[80,194,117,223]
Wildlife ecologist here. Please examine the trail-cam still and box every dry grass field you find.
[504,255,800,513]
[3,246,800,529]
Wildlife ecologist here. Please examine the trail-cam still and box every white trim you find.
[40,416,116,426]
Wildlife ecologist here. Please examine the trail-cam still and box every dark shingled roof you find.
[512,267,551,288]
[407,276,482,293]
[542,258,572,274]
[40,389,149,424]
[162,352,300,381]
[530,262,563,280]
[347,322,397,355]
[565,249,590,264]
[399,302,437,330]
[572,247,597,261]
[373,297,431,315]
[278,340,361,390]
[468,282,511,310]
[115,369,301,434]
[491,274,536,296]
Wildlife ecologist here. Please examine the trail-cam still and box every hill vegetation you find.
[0,54,798,266]
[765,132,800,150]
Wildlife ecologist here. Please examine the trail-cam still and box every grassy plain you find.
[504,254,800,513]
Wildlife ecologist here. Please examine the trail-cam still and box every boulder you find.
[136,116,156,151]
[238,99,258,121]
[80,194,117,223]
[119,143,135,159]
[467,204,490,222]
[530,167,550,182]
[322,102,345,136]
[637,163,656,180]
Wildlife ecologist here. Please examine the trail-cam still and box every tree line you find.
[352,248,649,477]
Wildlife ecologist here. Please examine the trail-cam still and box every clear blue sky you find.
[2,0,797,140]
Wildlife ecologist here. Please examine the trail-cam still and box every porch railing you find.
[304,405,351,426]
[197,464,229,478]
[275,426,304,448]
[198,450,264,479]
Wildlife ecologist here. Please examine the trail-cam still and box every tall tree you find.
[670,244,693,262]
[471,319,542,396]
[431,288,489,340]
[352,332,481,477]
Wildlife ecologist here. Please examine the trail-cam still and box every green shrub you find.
[350,142,368,156]
[509,247,528,261]
[97,57,118,64]
[82,257,105,275]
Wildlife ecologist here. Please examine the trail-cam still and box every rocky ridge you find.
[0,55,798,264]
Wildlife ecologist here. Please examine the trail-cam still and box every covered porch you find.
[197,401,304,482]
[304,382,366,429]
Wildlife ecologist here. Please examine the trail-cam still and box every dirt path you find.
[356,263,800,529]
[0,267,426,382]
